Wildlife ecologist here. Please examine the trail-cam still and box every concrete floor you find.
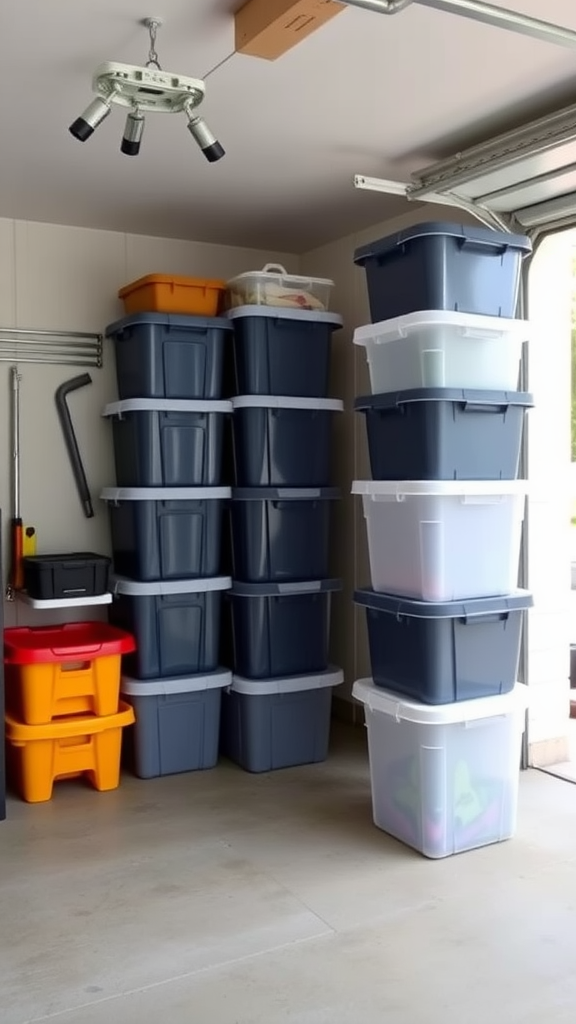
[2,723,576,1024]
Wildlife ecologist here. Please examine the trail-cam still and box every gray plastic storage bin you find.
[355,588,533,704]
[230,487,339,583]
[231,396,343,487]
[228,579,342,679]
[106,312,232,400]
[101,487,230,581]
[221,667,343,773]
[121,668,231,778]
[354,221,532,322]
[226,305,342,397]
[103,398,232,487]
[109,576,231,680]
[355,389,533,481]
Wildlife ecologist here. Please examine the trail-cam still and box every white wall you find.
[0,217,298,629]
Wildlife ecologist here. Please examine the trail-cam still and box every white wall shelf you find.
[17,592,112,610]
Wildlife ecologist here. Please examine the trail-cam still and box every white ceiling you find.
[3,0,576,251]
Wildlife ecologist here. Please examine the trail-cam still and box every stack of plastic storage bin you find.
[350,221,534,859]
[219,264,345,772]
[101,301,234,779]
[4,622,135,802]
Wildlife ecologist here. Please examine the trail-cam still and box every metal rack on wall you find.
[0,327,103,367]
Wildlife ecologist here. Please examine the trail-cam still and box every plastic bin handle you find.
[277,581,321,594]
[461,613,510,626]
[262,263,288,275]
[457,237,510,257]
[461,401,510,414]
[50,643,104,658]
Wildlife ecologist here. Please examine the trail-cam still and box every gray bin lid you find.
[226,305,343,329]
[106,311,233,337]
[354,388,534,411]
[353,221,532,266]
[113,575,232,596]
[103,398,232,416]
[231,487,340,501]
[101,486,231,502]
[229,666,344,696]
[122,667,232,696]
[354,587,533,619]
[231,578,342,597]
[232,395,343,412]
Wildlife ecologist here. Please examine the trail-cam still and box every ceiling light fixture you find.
[68,18,225,162]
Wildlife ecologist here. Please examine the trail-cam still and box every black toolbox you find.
[23,553,111,600]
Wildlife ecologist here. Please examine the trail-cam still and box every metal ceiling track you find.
[0,328,103,367]
[345,0,576,233]
[355,98,576,236]
[339,0,576,51]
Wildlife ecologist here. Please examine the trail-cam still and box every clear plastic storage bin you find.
[225,264,334,312]
[353,679,528,858]
[353,480,527,601]
[353,311,531,393]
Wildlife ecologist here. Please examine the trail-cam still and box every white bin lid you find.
[103,398,233,417]
[353,310,532,348]
[122,667,232,697]
[227,267,334,287]
[226,305,342,327]
[112,575,232,596]
[352,679,529,725]
[232,395,343,412]
[230,666,343,696]
[101,486,231,502]
[352,479,529,499]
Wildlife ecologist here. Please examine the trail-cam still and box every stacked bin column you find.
[220,265,345,771]
[102,310,234,779]
[351,221,534,859]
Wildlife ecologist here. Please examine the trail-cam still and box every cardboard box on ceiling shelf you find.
[234,0,344,61]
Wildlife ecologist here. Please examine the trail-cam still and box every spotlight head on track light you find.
[69,96,113,142]
[121,109,145,155]
[185,111,225,163]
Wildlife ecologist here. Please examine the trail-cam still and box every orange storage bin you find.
[118,274,226,317]
[5,702,135,803]
[4,622,135,725]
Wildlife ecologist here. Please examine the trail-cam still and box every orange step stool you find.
[5,703,135,803]
[4,622,136,725]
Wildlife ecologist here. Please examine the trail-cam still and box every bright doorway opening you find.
[526,228,575,776]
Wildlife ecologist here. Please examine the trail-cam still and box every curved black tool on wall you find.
[55,374,94,519]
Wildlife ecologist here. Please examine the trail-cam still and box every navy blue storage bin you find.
[109,576,231,680]
[355,588,533,704]
[103,398,232,487]
[353,222,531,323]
[231,395,343,487]
[101,486,230,582]
[230,487,339,583]
[355,388,533,481]
[106,312,232,400]
[226,305,342,398]
[220,667,343,773]
[121,669,231,778]
[228,579,342,679]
